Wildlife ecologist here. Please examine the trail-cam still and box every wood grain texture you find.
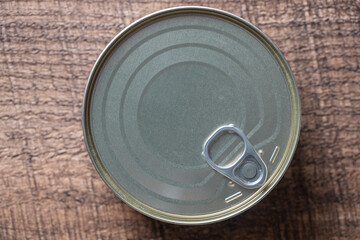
[0,0,359,239]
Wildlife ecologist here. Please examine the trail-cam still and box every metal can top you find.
[82,6,300,224]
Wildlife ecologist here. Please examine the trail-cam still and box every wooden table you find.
[1,0,359,239]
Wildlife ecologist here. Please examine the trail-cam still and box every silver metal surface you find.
[82,6,301,225]
[202,125,268,189]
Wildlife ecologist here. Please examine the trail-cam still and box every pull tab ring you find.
[202,125,268,189]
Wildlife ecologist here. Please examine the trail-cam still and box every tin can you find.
[82,6,300,224]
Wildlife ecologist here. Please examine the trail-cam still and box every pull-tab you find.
[202,125,268,189]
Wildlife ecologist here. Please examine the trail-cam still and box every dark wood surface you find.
[1,0,359,239]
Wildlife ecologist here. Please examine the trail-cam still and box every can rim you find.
[82,6,301,225]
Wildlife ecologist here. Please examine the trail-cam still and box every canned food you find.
[82,6,300,224]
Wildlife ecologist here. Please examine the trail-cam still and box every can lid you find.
[83,6,300,224]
